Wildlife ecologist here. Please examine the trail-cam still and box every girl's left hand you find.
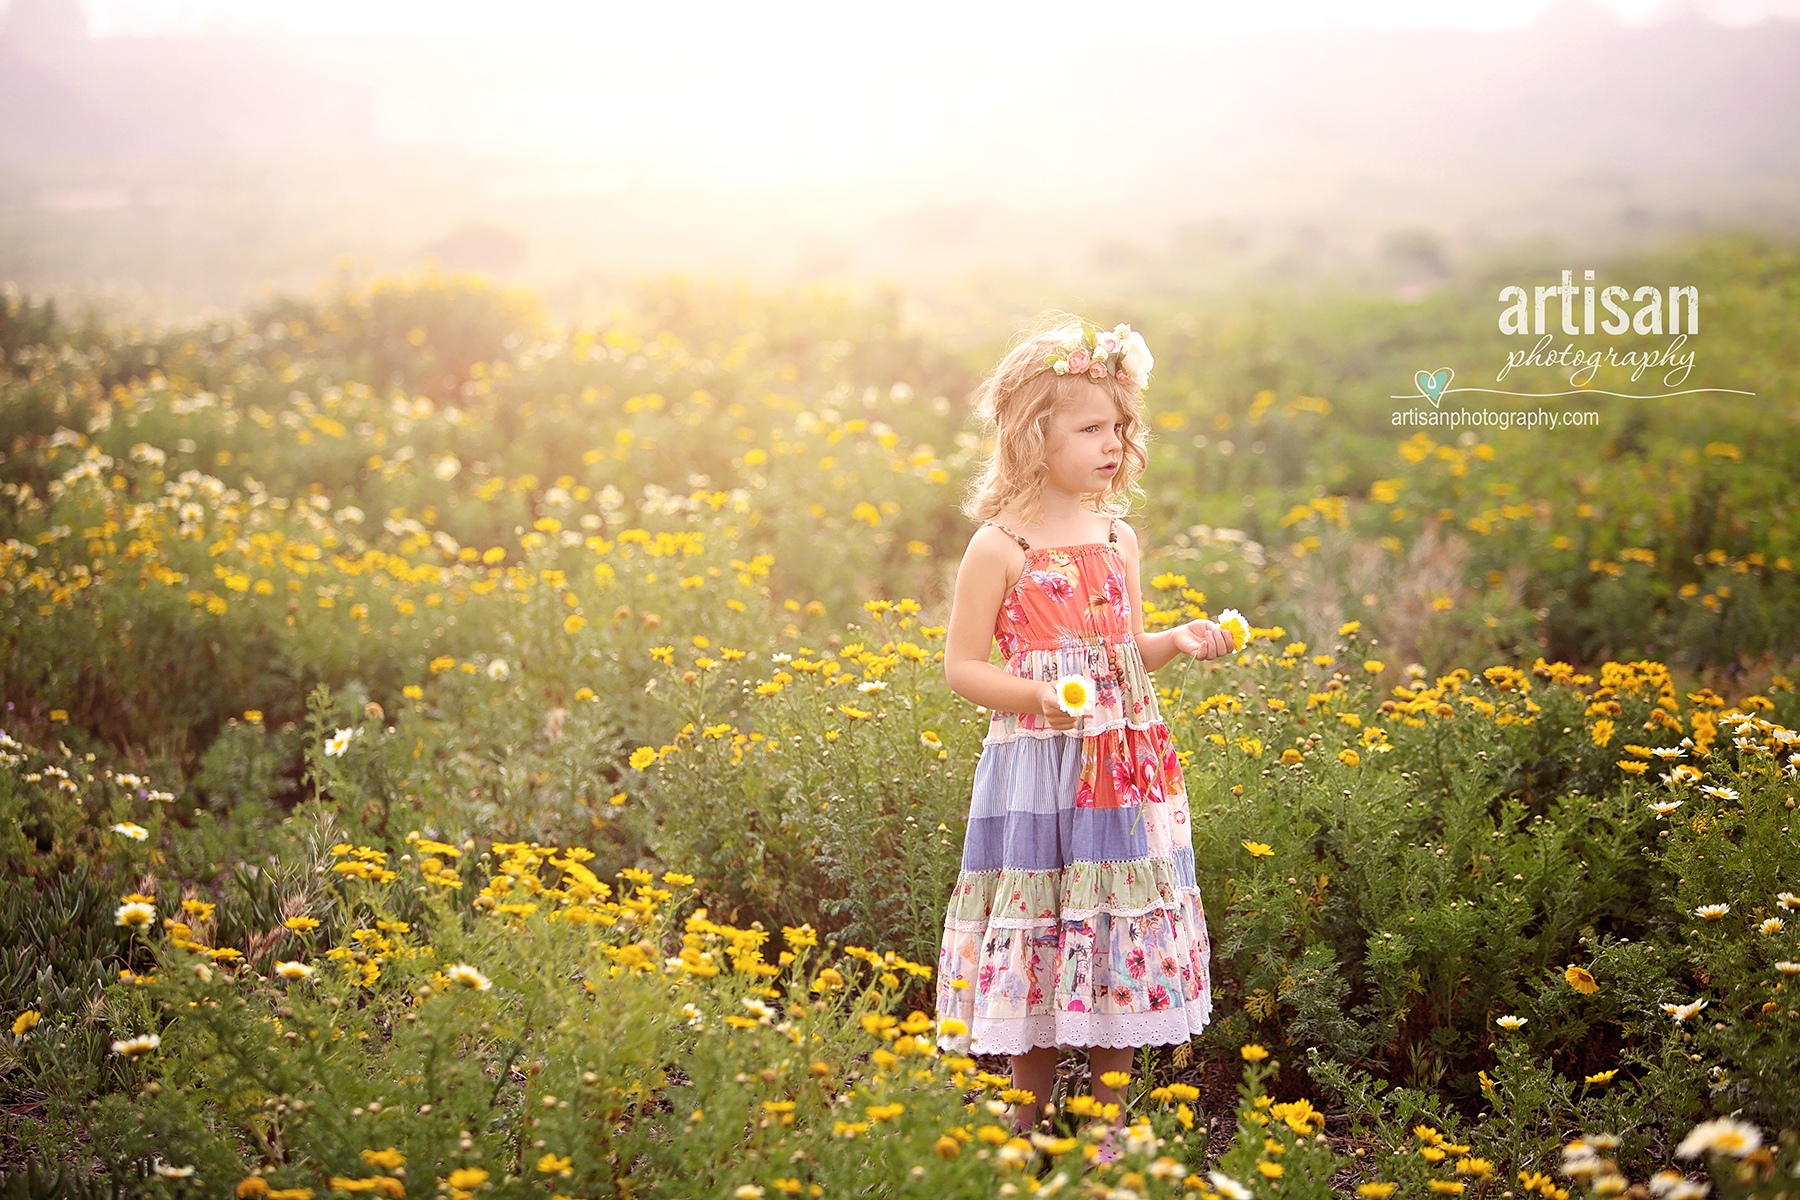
[1172,618,1233,661]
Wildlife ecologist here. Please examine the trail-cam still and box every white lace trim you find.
[952,858,1194,877]
[982,715,1169,744]
[1006,638,1146,657]
[940,1003,1212,1056]
[943,888,1205,932]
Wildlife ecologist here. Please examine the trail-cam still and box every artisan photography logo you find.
[1391,267,1754,428]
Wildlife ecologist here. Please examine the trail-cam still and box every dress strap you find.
[983,520,1031,551]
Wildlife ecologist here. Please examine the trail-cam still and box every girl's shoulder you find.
[965,522,1029,575]
[960,521,1030,594]
[974,518,1033,552]
[1106,516,1141,566]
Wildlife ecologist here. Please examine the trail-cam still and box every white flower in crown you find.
[1044,323,1153,391]
[1120,329,1154,389]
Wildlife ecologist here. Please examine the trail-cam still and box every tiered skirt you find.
[936,638,1212,1055]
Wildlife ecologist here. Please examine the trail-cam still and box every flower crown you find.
[1045,323,1154,391]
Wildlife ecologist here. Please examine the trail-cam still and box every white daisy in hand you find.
[1055,675,1096,719]
[1216,608,1249,652]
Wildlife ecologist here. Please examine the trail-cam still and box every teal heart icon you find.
[1415,367,1453,408]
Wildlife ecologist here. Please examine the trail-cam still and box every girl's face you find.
[1041,384,1124,499]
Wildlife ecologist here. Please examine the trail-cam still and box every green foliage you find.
[0,862,137,1016]
[624,603,976,966]
[6,823,1231,1198]
[0,1161,141,1200]
[2,242,1800,1189]
[193,718,301,815]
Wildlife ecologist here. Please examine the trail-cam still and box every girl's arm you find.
[943,526,1076,729]
[1118,521,1235,671]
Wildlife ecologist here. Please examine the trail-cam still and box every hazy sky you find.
[8,0,1798,313]
[60,0,1800,37]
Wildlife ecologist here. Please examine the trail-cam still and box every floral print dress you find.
[936,519,1212,1055]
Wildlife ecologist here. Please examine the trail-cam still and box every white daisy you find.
[1054,674,1096,719]
[113,901,156,929]
[1675,1117,1762,1159]
[445,963,492,991]
[1209,1173,1252,1200]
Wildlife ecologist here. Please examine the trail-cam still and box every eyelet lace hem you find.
[984,715,1171,744]
[942,885,1204,932]
[938,1004,1212,1056]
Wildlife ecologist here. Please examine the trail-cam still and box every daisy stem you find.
[1171,654,1194,717]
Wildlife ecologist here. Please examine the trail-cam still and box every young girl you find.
[935,317,1230,1131]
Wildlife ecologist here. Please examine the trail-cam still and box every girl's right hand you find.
[1034,682,1078,730]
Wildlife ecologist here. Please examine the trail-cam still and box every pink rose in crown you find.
[1094,330,1122,356]
[1065,347,1092,373]
[1088,362,1107,381]
[1116,366,1130,383]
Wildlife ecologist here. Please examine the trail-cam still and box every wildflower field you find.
[0,234,1798,1198]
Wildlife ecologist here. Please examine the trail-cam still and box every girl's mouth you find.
[1098,462,1118,474]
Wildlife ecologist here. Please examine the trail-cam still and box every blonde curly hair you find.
[961,313,1150,525]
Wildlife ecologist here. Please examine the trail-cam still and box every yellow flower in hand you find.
[1216,608,1249,652]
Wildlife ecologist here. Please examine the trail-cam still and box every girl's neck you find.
[1005,487,1105,545]
[1036,484,1088,524]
